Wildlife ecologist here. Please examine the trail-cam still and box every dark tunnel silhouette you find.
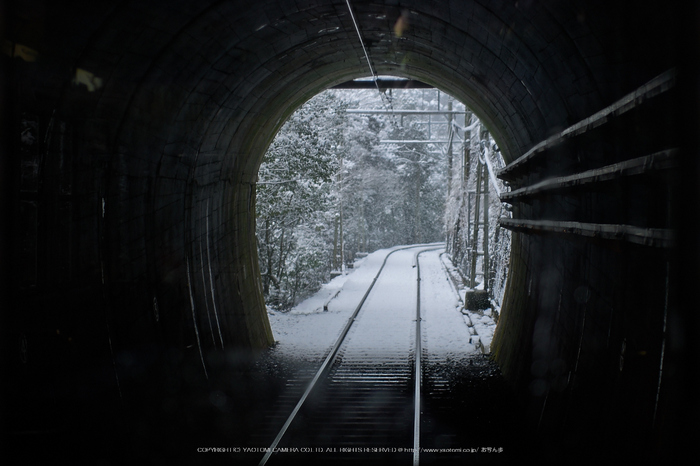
[1,1,698,464]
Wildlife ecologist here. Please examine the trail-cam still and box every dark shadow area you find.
[1,1,696,464]
[5,348,303,465]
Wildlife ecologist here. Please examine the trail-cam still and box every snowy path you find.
[256,245,499,465]
[267,244,483,361]
[266,245,405,363]
[274,246,428,454]
[420,251,479,361]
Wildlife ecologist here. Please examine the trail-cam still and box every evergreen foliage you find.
[256,87,510,310]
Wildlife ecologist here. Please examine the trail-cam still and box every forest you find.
[255,84,511,311]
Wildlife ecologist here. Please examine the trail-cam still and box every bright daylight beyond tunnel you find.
[255,81,511,351]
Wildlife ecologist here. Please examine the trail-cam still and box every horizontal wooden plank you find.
[499,218,674,248]
[498,68,676,181]
[500,148,679,202]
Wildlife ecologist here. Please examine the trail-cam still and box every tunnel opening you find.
[245,84,523,464]
[254,83,511,324]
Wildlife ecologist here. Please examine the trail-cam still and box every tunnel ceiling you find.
[12,0,676,168]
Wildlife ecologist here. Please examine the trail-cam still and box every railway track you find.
[256,243,462,466]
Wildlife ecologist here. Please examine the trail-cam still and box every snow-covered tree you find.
[256,85,510,311]
[256,92,347,309]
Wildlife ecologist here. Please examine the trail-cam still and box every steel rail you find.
[259,243,442,466]
[413,246,445,466]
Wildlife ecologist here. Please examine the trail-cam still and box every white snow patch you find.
[268,245,488,363]
[466,311,497,353]
[268,246,404,358]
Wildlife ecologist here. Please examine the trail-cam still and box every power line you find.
[345,0,378,85]
[343,0,397,123]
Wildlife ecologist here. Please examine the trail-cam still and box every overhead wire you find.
[344,0,397,125]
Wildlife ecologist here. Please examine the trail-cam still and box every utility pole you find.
[446,99,453,196]
[482,159,490,294]
[470,157,482,289]
[339,154,345,273]
[463,112,471,185]
[469,129,491,292]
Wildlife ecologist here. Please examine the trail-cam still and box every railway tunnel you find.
[1,0,698,463]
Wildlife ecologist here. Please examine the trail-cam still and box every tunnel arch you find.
[91,0,600,352]
[94,0,619,354]
[4,0,693,462]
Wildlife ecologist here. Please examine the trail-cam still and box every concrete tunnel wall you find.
[2,0,697,459]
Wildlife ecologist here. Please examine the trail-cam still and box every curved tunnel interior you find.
[2,0,697,463]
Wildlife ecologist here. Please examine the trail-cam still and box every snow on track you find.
[268,245,489,362]
[268,245,410,360]
[419,250,480,361]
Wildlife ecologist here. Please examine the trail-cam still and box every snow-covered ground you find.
[267,245,497,361]
[266,245,391,361]
[438,253,500,353]
[420,250,479,360]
